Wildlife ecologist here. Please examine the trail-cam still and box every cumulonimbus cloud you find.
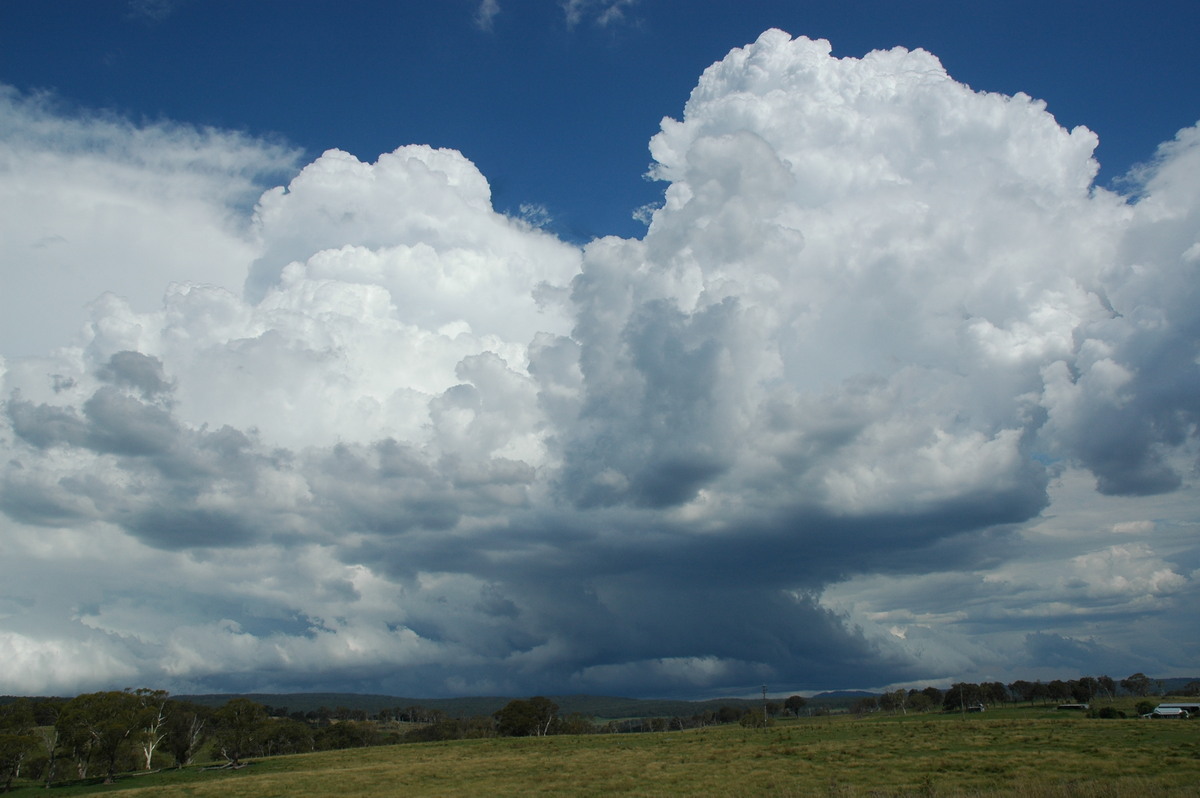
[1,30,1196,696]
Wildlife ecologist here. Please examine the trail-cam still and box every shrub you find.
[738,710,774,729]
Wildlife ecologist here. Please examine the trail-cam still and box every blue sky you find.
[0,1,1197,699]
[4,0,1198,241]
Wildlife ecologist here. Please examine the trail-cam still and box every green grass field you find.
[14,707,1200,797]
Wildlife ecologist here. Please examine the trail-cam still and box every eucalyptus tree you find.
[0,700,39,793]
[163,700,211,768]
[493,697,559,737]
[1008,680,1037,705]
[879,689,909,714]
[29,699,64,787]
[132,688,171,770]
[57,691,141,784]
[1120,672,1153,697]
[212,698,269,766]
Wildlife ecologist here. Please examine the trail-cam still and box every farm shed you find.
[1144,706,1190,719]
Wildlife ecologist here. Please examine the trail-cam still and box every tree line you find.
[848,673,1198,717]
[0,690,412,792]
[2,672,1193,790]
[403,694,809,741]
[0,689,808,789]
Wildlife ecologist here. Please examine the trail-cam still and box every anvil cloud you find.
[1,30,1197,697]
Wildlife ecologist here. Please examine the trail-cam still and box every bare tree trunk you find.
[183,715,206,767]
[35,727,58,788]
[138,695,169,770]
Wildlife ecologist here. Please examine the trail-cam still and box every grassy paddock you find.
[16,711,1200,797]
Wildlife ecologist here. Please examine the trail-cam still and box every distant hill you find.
[12,676,1195,715]
[1154,677,1199,694]
[174,690,891,719]
[176,692,772,720]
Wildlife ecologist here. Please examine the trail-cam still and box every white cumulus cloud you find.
[2,30,1199,696]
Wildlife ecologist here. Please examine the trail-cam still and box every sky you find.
[0,1,1197,700]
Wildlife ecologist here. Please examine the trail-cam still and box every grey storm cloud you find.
[1,30,1198,696]
[7,398,90,450]
[96,351,173,398]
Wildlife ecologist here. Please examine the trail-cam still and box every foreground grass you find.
[18,711,1200,797]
